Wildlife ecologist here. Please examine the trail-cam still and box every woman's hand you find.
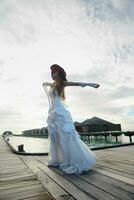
[42,82,46,86]
[42,82,49,86]
[42,82,52,87]
[87,83,100,88]
[81,83,100,88]
[94,84,100,88]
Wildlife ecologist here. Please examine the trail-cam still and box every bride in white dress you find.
[43,64,99,175]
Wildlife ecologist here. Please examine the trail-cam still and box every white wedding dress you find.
[45,85,96,175]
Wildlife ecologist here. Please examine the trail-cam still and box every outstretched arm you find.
[64,81,100,88]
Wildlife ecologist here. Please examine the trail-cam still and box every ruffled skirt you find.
[46,103,96,175]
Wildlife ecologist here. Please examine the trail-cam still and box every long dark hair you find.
[52,70,66,100]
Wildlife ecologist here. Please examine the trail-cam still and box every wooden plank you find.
[22,193,55,200]
[96,162,134,175]
[20,193,54,200]
[0,173,37,182]
[21,155,72,199]
[96,159,134,172]
[95,146,134,155]
[35,148,134,200]
[52,167,118,200]
[94,165,133,179]
[21,156,78,200]
[0,184,46,195]
[96,151,134,156]
[37,154,134,179]
[76,170,134,200]
[96,150,134,158]
[1,136,134,200]
[0,167,29,174]
[0,180,40,190]
[0,136,55,200]
[92,168,134,185]
[37,163,93,200]
[35,155,132,199]
[0,189,50,200]
[0,165,27,170]
[0,170,34,179]
[96,157,134,166]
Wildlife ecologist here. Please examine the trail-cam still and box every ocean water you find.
[7,134,133,153]
[9,136,49,153]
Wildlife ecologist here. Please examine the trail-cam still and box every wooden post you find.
[105,135,107,141]
[129,136,132,143]
[17,144,25,152]
[124,131,134,143]
[116,135,118,142]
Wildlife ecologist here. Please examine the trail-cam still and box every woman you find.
[43,64,99,175]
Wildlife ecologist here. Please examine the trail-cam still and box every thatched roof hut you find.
[74,116,121,134]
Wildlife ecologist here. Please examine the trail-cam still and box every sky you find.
[0,0,134,134]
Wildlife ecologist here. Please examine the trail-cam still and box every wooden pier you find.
[0,137,54,200]
[0,136,134,200]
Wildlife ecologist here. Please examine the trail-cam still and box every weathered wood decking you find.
[0,137,54,200]
[0,136,134,200]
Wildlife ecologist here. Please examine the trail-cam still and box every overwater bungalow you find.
[22,127,48,138]
[74,116,122,140]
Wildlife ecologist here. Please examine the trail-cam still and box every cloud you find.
[0,107,21,133]
[109,0,134,20]
[0,0,134,133]
[0,107,21,119]
[109,86,134,99]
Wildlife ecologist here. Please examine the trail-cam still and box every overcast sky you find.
[0,0,134,134]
